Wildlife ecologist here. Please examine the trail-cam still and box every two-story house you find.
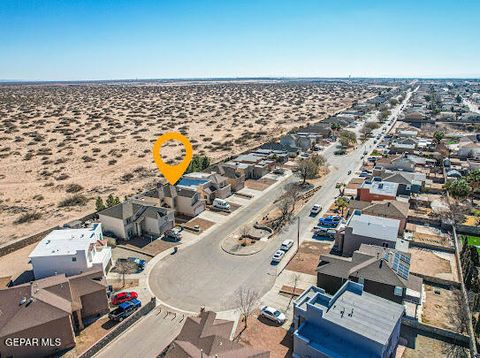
[293,281,404,358]
[29,224,112,279]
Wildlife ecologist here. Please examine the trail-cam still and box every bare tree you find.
[288,273,301,306]
[115,260,135,288]
[240,226,251,246]
[283,182,302,213]
[439,201,471,227]
[295,158,319,185]
[235,286,260,330]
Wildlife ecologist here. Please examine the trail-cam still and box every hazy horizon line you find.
[1,75,479,84]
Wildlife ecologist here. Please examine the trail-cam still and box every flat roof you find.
[296,283,404,348]
[361,180,398,196]
[29,224,101,257]
[348,213,400,242]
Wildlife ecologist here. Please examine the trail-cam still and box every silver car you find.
[260,306,286,324]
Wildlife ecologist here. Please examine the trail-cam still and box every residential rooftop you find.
[295,281,404,349]
[348,213,400,242]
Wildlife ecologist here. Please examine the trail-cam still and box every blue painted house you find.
[293,281,404,358]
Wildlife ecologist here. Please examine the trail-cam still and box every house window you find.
[72,257,77,262]
[394,286,403,296]
[358,277,365,285]
[406,185,411,191]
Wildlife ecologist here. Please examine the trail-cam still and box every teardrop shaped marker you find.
[152,132,193,185]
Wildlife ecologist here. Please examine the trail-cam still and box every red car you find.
[111,291,138,305]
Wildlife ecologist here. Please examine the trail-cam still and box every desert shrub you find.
[58,194,88,207]
[56,173,70,181]
[33,194,44,201]
[14,212,42,224]
[66,183,83,193]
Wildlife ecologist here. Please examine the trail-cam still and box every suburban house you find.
[297,123,333,139]
[334,212,402,256]
[159,184,206,218]
[226,153,275,179]
[98,200,175,240]
[29,224,112,279]
[280,133,314,151]
[357,180,398,202]
[162,309,269,357]
[211,163,246,192]
[390,138,418,154]
[0,268,109,358]
[260,141,298,157]
[348,200,409,234]
[317,244,422,304]
[376,155,417,172]
[383,172,425,196]
[293,281,404,358]
[177,172,232,205]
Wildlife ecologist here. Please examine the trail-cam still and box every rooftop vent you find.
[19,297,27,305]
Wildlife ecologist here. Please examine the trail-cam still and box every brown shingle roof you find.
[166,311,269,358]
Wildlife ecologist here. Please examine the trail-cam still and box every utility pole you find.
[297,216,300,251]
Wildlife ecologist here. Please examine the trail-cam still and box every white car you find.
[260,306,286,324]
[271,250,285,263]
[280,240,294,252]
[310,204,322,216]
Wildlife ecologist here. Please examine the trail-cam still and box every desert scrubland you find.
[0,81,374,242]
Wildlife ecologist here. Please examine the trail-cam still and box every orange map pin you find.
[152,132,193,185]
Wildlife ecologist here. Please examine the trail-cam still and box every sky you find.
[0,0,479,81]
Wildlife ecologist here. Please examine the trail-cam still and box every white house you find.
[29,223,112,279]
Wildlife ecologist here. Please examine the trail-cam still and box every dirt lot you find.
[0,242,36,285]
[235,312,293,358]
[408,248,458,282]
[421,285,464,333]
[183,217,215,233]
[63,316,116,357]
[245,178,277,191]
[400,334,467,358]
[286,241,331,275]
[407,224,451,248]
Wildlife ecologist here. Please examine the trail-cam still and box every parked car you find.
[213,198,230,211]
[334,149,346,155]
[109,299,141,321]
[260,306,286,324]
[271,250,285,263]
[280,240,294,252]
[318,216,341,227]
[310,204,322,216]
[127,257,146,271]
[164,228,182,241]
[111,291,138,305]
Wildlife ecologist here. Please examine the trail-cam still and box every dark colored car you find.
[111,291,138,305]
[109,299,141,321]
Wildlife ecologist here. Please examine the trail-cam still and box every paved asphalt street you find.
[148,89,414,313]
[94,88,416,358]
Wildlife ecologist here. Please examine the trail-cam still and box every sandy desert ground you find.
[0,81,374,243]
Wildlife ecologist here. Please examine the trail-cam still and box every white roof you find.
[348,214,400,242]
[29,224,101,257]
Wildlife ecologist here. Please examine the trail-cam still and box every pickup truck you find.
[318,216,341,227]
[108,299,141,321]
